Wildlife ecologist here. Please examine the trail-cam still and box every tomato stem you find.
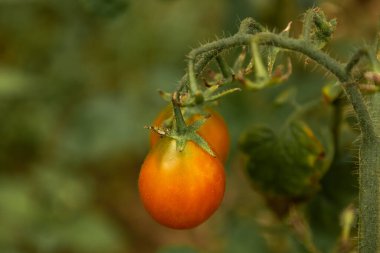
[250,42,268,81]
[188,58,200,96]
[345,48,370,75]
[171,93,187,135]
[178,50,221,93]
[216,55,231,78]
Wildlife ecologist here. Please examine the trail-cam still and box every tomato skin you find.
[150,106,230,162]
[139,137,225,229]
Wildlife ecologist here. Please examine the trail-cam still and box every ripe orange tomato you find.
[150,106,230,162]
[139,137,225,229]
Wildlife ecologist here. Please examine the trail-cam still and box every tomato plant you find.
[138,137,225,229]
[139,7,380,251]
[150,106,230,162]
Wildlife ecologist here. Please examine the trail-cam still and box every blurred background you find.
[0,0,379,252]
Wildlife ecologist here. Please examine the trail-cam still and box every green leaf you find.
[239,120,334,200]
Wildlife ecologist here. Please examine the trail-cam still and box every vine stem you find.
[178,49,221,92]
[184,30,379,253]
[216,55,231,78]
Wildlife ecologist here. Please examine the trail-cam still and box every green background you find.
[0,0,378,252]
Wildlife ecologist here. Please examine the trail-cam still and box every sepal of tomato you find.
[139,137,225,229]
[150,106,230,163]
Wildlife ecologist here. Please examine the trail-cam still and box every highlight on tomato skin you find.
[138,137,226,229]
[149,106,230,163]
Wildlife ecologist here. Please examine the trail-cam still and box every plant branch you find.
[345,48,370,75]
[358,92,380,253]
[185,32,376,138]
[216,55,231,78]
[181,27,379,253]
[178,49,221,92]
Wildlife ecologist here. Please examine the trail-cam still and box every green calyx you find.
[171,93,215,156]
[150,92,216,157]
[238,17,265,35]
[302,8,336,49]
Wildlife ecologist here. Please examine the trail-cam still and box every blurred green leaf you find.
[58,93,139,162]
[32,213,125,253]
[0,180,39,246]
[80,0,129,17]
[240,119,333,199]
[224,213,269,253]
[157,246,199,253]
[32,166,93,213]
[0,69,31,97]
[306,152,357,252]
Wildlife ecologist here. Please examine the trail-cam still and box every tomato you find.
[150,106,230,162]
[138,137,225,229]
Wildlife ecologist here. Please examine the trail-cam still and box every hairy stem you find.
[302,9,316,42]
[216,55,231,78]
[178,49,221,92]
[358,92,380,252]
[187,32,374,134]
[345,48,370,75]
[359,136,380,252]
[172,93,187,135]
